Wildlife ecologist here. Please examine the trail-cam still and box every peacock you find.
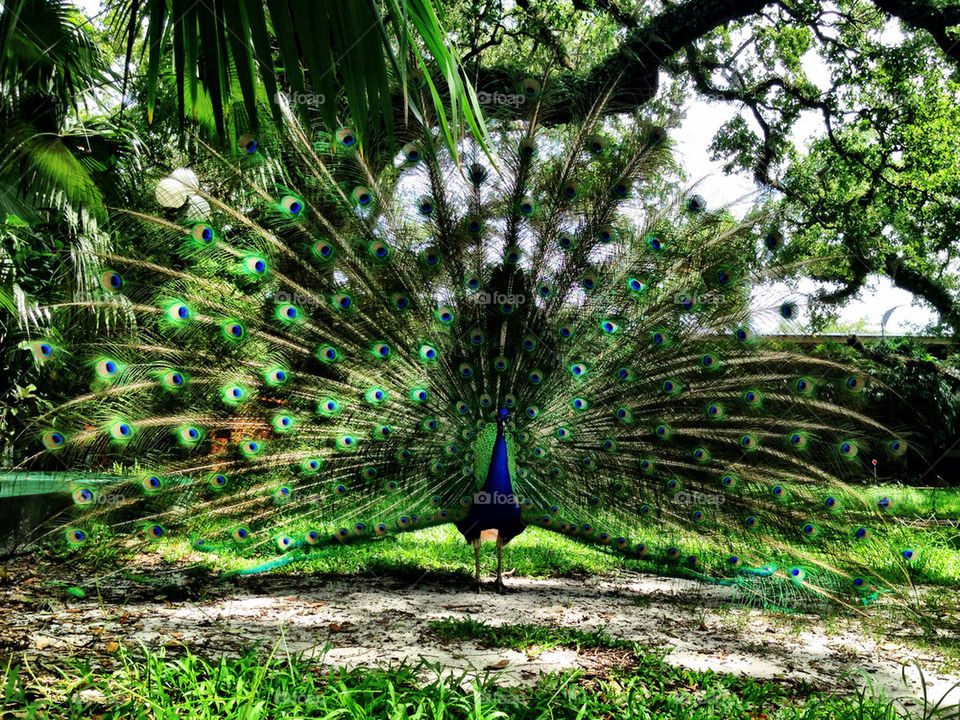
[8,72,918,606]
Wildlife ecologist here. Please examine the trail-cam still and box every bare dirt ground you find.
[2,558,959,710]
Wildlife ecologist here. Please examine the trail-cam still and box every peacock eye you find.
[468,163,487,183]
[521,77,541,97]
[281,195,304,215]
[239,134,258,154]
[685,194,706,213]
[336,127,357,148]
[244,256,268,275]
[314,241,335,259]
[561,180,579,199]
[192,224,215,243]
[100,270,123,291]
[352,186,373,206]
[780,301,798,319]
[586,134,606,154]
[417,196,434,215]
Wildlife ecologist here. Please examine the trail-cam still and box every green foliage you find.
[115,0,485,158]
[0,0,114,221]
[0,631,933,719]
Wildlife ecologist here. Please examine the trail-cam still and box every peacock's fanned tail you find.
[17,76,915,607]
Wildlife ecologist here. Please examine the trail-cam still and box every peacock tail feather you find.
[12,74,916,608]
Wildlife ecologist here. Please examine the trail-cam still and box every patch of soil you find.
[1,556,958,710]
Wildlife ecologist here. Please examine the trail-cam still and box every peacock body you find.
[13,74,916,605]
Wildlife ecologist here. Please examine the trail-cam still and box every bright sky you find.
[669,37,938,335]
[71,0,937,334]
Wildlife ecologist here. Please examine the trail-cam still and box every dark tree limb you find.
[884,253,960,336]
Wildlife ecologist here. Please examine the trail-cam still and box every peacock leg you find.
[494,536,507,594]
[473,538,482,592]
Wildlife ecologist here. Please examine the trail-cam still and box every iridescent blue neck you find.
[482,422,513,497]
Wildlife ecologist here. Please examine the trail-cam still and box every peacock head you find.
[496,407,510,431]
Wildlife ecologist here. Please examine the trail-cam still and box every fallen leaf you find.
[484,659,510,670]
[104,641,120,653]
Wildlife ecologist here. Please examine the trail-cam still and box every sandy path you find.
[2,566,959,711]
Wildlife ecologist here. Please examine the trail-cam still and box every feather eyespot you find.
[780,302,799,319]
[280,195,304,215]
[313,241,335,260]
[166,302,191,322]
[109,420,134,440]
[232,527,251,543]
[685,195,706,213]
[336,127,357,148]
[369,241,390,260]
[352,187,373,206]
[238,134,258,155]
[100,270,123,292]
[420,247,441,267]
[520,77,541,98]
[838,441,858,458]
[468,163,487,183]
[586,134,606,154]
[417,196,434,215]
[191,223,215,244]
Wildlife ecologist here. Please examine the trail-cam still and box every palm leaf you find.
[121,0,487,153]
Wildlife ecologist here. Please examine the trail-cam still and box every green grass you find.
[223,519,960,590]
[3,629,934,720]
[50,484,960,596]
[12,485,960,720]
